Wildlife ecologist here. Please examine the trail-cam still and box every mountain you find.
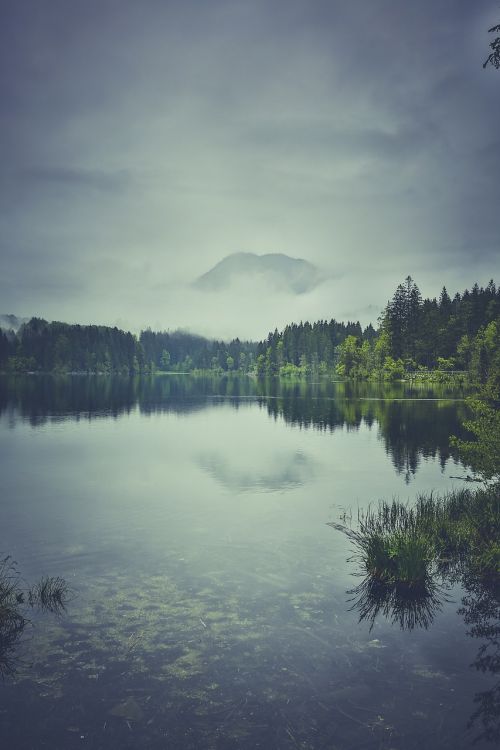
[194,253,321,294]
[0,314,29,333]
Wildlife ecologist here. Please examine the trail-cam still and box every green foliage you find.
[382,356,405,380]
[2,277,498,381]
[452,399,500,482]
[331,484,500,589]
[330,483,500,743]
[450,318,500,482]
[329,483,499,652]
[6,356,37,373]
[253,278,499,380]
[377,278,498,372]
[2,318,145,374]
[256,319,365,377]
[0,320,259,376]
[381,276,422,360]
[160,349,171,370]
[279,362,305,377]
[335,335,362,378]
[140,330,256,373]
[436,356,455,371]
[255,354,266,376]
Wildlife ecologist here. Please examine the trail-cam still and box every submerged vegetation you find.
[0,556,69,676]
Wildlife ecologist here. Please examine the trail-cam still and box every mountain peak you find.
[194,252,321,294]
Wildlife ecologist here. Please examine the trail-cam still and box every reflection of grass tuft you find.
[28,576,69,613]
[329,484,500,636]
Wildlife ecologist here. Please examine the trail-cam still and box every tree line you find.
[0,318,144,375]
[139,329,257,373]
[0,317,257,375]
[253,277,499,383]
[334,277,500,382]
[255,319,375,376]
[0,277,498,382]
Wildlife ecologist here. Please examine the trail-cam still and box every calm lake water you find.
[0,375,496,749]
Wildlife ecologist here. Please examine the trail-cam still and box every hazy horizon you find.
[2,252,498,342]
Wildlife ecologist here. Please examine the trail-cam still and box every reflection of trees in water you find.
[349,558,499,743]
[261,380,468,481]
[0,374,259,426]
[333,481,500,743]
[459,575,500,744]
[377,400,466,482]
[0,375,469,479]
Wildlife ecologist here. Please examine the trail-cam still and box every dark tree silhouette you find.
[483,23,500,69]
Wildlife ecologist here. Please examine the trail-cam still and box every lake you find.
[0,374,496,749]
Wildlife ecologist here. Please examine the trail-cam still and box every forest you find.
[0,318,257,375]
[256,277,500,382]
[0,277,499,385]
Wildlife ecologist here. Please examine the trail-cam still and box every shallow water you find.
[0,375,496,749]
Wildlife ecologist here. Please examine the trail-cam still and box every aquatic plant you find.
[330,484,500,590]
[329,499,435,588]
[0,556,70,676]
[331,485,500,741]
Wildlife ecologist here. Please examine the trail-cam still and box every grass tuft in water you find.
[330,483,500,588]
[0,556,70,676]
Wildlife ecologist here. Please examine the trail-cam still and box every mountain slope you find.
[194,253,321,294]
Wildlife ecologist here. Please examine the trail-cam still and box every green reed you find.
[330,483,500,588]
[1,556,70,676]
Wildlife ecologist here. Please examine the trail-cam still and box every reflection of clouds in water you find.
[198,449,314,493]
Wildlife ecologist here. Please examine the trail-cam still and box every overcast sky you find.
[1,0,499,339]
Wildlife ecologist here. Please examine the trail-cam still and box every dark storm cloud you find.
[0,0,499,336]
